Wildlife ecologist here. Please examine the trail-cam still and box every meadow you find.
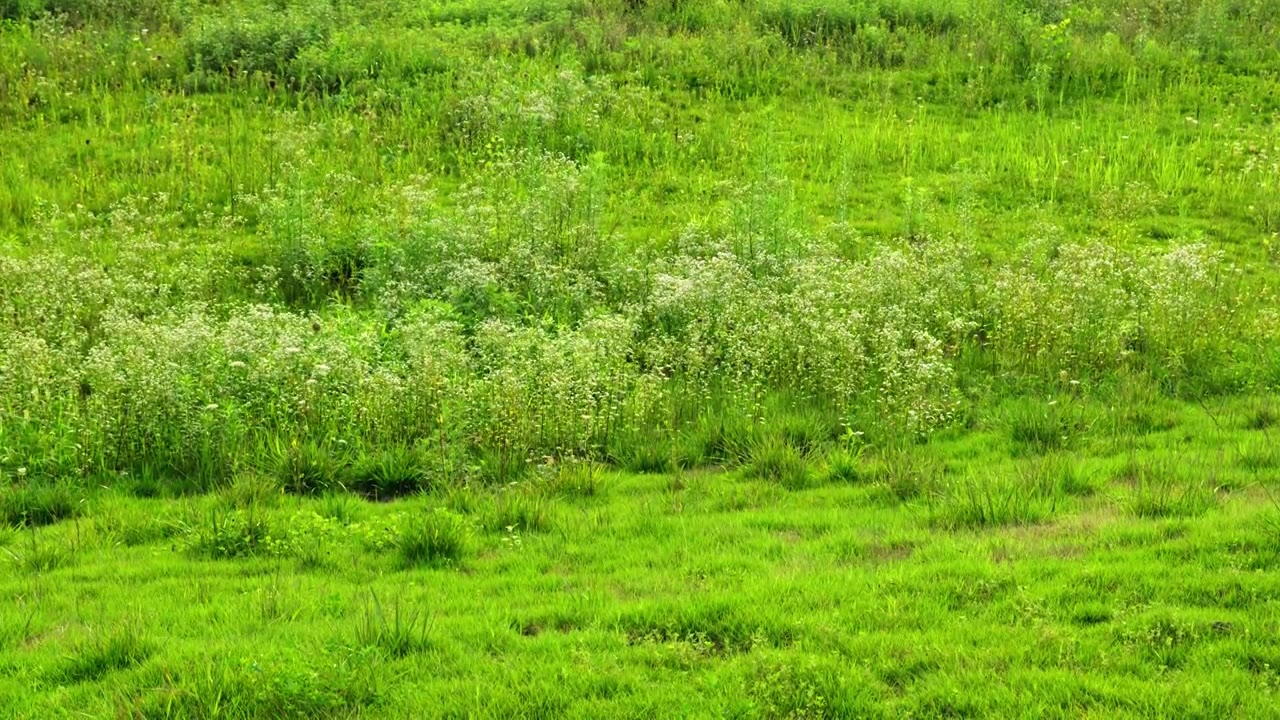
[2,0,1280,716]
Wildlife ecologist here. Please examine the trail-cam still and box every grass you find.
[3,0,1280,715]
[395,508,471,568]
[4,417,1280,716]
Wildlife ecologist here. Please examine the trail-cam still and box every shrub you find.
[183,1,337,84]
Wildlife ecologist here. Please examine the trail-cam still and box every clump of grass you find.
[1244,399,1279,431]
[52,623,153,684]
[350,446,426,500]
[355,592,432,658]
[1117,455,1218,519]
[776,408,836,455]
[478,486,554,534]
[272,440,342,496]
[0,484,81,528]
[1070,603,1114,626]
[820,447,865,484]
[544,459,608,499]
[996,396,1089,456]
[609,426,678,474]
[1021,453,1096,498]
[679,413,754,468]
[91,496,182,547]
[182,508,289,559]
[219,472,282,509]
[126,656,376,719]
[4,532,76,573]
[1236,437,1280,474]
[874,449,941,502]
[470,448,532,487]
[745,435,814,491]
[316,492,365,525]
[613,438,676,475]
[396,508,471,568]
[929,469,1057,530]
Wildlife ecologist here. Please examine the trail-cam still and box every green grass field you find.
[3,0,1280,716]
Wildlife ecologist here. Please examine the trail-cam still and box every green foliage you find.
[183,1,338,84]
[1119,455,1220,519]
[395,508,470,568]
[929,468,1059,530]
[0,483,80,528]
[745,435,814,491]
[1,0,175,25]
[219,472,283,510]
[354,592,432,658]
[349,446,427,500]
[5,1,1280,715]
[875,448,941,502]
[272,441,343,497]
[820,447,864,484]
[478,484,555,534]
[543,458,608,499]
[52,623,153,683]
[181,507,289,559]
[124,655,377,719]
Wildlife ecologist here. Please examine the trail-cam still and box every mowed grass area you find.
[3,0,1280,717]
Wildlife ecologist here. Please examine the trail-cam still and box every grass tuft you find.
[396,508,471,568]
[52,623,153,684]
[1118,456,1219,519]
[745,435,815,491]
[929,469,1057,530]
[355,592,432,658]
[820,447,865,484]
[0,484,81,528]
[272,440,343,496]
[350,446,427,500]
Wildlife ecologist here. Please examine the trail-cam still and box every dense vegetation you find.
[2,0,1280,717]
